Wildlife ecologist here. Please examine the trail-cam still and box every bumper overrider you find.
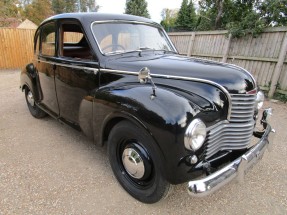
[188,108,275,197]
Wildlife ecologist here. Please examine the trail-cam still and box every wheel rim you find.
[122,148,145,179]
[27,91,35,107]
[119,141,153,187]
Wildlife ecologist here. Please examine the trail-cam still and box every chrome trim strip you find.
[91,20,161,27]
[90,20,177,56]
[101,68,138,76]
[38,59,99,74]
[100,68,232,120]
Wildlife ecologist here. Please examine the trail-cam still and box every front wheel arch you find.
[101,113,153,146]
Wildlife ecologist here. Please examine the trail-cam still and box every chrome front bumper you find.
[188,108,275,197]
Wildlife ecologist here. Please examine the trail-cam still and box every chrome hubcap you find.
[122,147,145,179]
[27,91,35,107]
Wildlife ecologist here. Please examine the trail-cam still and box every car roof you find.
[41,12,158,27]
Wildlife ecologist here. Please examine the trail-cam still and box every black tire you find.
[108,120,171,203]
[24,87,47,119]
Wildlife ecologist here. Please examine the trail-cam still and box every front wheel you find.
[108,121,171,203]
[25,87,47,119]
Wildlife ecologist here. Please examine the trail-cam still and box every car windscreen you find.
[91,22,175,55]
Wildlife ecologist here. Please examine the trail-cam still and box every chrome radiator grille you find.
[205,94,256,159]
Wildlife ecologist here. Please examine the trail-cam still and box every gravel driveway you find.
[0,70,286,214]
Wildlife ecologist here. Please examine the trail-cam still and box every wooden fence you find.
[0,27,286,97]
[0,28,35,69]
[168,27,287,97]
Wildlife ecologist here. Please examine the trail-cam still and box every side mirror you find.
[138,67,157,99]
[138,67,151,84]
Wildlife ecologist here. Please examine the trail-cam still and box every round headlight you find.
[184,119,207,151]
[256,91,265,109]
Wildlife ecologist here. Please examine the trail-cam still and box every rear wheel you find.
[108,120,171,203]
[25,87,47,118]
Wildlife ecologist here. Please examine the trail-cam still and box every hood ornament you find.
[138,67,157,99]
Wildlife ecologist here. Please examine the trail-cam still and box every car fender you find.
[20,63,41,101]
[92,84,224,183]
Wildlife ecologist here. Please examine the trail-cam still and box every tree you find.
[23,0,52,25]
[52,0,99,14]
[257,0,287,27]
[197,0,229,30]
[225,0,265,37]
[52,0,76,14]
[85,0,100,12]
[175,0,197,31]
[80,0,99,12]
[196,0,268,37]
[226,11,265,38]
[125,0,150,18]
[52,0,66,14]
[0,0,19,23]
[160,8,178,31]
[0,1,19,27]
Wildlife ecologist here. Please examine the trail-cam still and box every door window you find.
[40,22,56,56]
[60,23,93,60]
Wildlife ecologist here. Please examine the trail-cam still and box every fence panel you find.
[0,28,35,69]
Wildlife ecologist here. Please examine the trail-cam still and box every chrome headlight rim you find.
[184,118,207,151]
[256,91,265,110]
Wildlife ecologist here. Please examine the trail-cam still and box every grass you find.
[273,92,287,103]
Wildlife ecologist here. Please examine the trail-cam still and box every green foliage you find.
[0,0,20,27]
[195,0,276,38]
[51,0,68,14]
[160,8,178,31]
[125,0,150,18]
[20,0,100,24]
[23,0,52,25]
[175,0,197,31]
[257,0,287,26]
[197,0,223,30]
[78,0,99,12]
[52,0,98,14]
[226,11,265,38]
[273,92,287,103]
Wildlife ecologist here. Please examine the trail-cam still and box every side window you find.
[40,22,56,56]
[60,23,93,60]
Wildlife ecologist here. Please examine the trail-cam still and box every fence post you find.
[268,32,287,98]
[222,34,232,63]
[187,32,195,57]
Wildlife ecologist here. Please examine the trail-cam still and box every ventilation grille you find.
[205,94,256,159]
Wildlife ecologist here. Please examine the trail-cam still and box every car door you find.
[54,21,100,133]
[36,21,59,118]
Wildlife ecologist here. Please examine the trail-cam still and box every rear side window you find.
[40,22,56,56]
[59,22,93,60]
[63,32,83,44]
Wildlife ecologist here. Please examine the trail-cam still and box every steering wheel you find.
[102,44,125,52]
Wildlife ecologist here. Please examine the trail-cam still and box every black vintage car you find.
[20,13,275,203]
